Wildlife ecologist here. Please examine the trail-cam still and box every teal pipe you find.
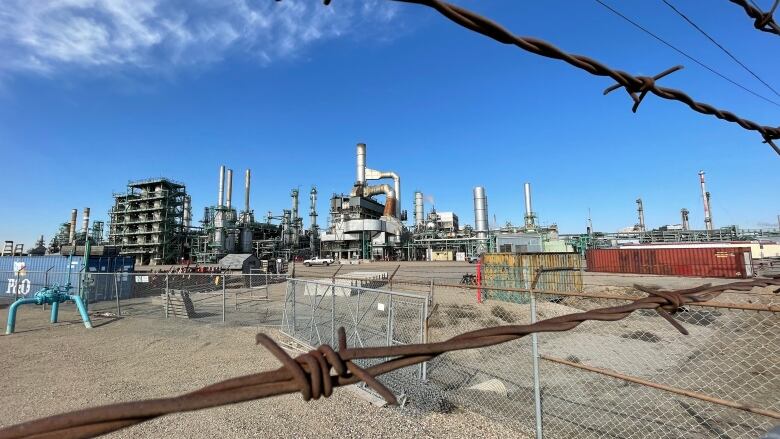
[50,300,60,323]
[67,295,93,329]
[5,298,38,334]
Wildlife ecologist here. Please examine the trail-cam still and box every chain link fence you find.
[2,263,777,438]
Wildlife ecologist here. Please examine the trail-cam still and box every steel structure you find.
[108,178,187,265]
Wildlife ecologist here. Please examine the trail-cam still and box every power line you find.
[662,0,780,99]
[593,0,780,108]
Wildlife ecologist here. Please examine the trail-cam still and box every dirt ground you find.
[0,307,516,438]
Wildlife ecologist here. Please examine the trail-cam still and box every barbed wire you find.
[1,277,778,439]
[728,0,780,35]
[297,0,780,155]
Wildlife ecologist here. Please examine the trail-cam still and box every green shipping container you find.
[480,252,583,303]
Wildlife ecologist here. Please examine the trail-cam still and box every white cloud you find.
[0,0,399,76]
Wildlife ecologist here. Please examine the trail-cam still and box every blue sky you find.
[0,0,778,248]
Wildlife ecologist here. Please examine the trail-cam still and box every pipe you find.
[366,168,401,217]
[226,169,233,209]
[82,207,90,237]
[356,143,366,185]
[473,186,489,239]
[5,298,37,334]
[681,208,690,231]
[414,192,424,227]
[217,165,226,207]
[69,209,78,244]
[699,170,713,231]
[244,169,251,213]
[636,198,645,232]
[364,184,396,217]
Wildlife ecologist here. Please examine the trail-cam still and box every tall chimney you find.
[473,187,489,239]
[217,165,226,207]
[244,169,251,213]
[226,168,234,209]
[636,198,645,232]
[523,182,535,228]
[82,207,90,237]
[699,170,713,231]
[681,208,689,231]
[356,143,366,185]
[69,209,78,244]
[414,191,424,228]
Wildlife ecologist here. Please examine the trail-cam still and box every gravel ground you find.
[0,307,518,438]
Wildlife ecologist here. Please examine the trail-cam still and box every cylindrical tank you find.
[226,168,233,209]
[217,165,226,207]
[414,192,424,228]
[681,208,690,231]
[473,186,489,239]
[636,198,645,232]
[69,209,78,244]
[241,227,252,253]
[356,143,366,185]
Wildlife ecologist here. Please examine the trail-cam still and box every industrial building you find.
[320,143,406,260]
[108,178,188,265]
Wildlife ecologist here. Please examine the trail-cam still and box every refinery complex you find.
[2,142,779,267]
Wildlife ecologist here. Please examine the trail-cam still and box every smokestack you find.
[244,169,251,213]
[356,143,366,185]
[681,208,689,231]
[473,186,489,239]
[414,192,424,228]
[217,165,226,207]
[82,207,90,237]
[226,169,234,209]
[69,209,78,244]
[636,198,645,232]
[291,189,299,221]
[699,170,713,231]
[523,182,535,228]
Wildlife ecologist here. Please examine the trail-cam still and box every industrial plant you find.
[2,144,779,271]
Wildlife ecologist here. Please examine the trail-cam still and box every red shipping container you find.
[586,247,752,279]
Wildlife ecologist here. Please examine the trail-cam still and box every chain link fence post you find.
[222,274,226,324]
[114,272,121,316]
[530,276,544,439]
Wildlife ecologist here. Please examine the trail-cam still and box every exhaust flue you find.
[82,207,90,236]
[681,208,689,231]
[226,169,234,209]
[69,209,78,244]
[523,182,535,228]
[356,143,366,185]
[217,165,226,207]
[244,169,251,213]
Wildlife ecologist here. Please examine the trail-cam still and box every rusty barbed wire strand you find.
[1,277,778,439]
[728,0,780,35]
[298,0,780,155]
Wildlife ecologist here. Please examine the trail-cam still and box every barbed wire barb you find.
[728,0,780,35]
